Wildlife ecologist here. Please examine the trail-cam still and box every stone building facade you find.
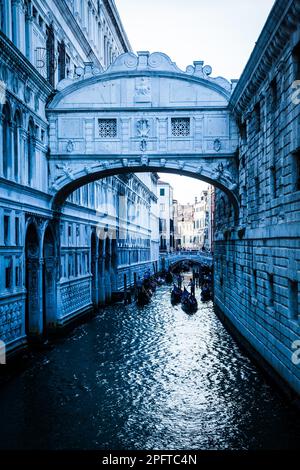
[158,180,175,252]
[214,0,300,398]
[0,1,159,355]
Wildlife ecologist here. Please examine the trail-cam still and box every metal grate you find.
[98,119,117,138]
[171,118,190,137]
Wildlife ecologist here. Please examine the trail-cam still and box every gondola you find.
[165,271,173,284]
[171,285,182,304]
[201,287,211,302]
[181,288,198,313]
[181,294,198,314]
[136,288,152,306]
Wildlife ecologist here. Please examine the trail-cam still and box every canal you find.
[0,280,300,450]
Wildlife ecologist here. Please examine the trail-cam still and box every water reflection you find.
[0,282,299,449]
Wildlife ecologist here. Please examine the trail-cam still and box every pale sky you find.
[115,0,275,203]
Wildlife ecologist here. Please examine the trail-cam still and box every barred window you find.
[98,119,117,138]
[171,118,190,137]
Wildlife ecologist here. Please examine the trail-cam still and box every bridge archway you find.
[169,259,211,271]
[47,51,240,219]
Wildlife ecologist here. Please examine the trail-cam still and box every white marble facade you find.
[0,1,159,355]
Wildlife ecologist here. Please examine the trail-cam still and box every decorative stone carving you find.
[55,163,75,180]
[0,301,23,343]
[60,279,91,318]
[140,155,148,166]
[137,118,150,138]
[135,77,151,102]
[137,118,150,152]
[66,140,74,153]
[214,139,222,152]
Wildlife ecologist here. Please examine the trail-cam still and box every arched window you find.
[0,0,5,33]
[104,35,108,68]
[46,24,55,86]
[24,0,32,60]
[13,110,21,181]
[2,102,12,178]
[27,118,35,185]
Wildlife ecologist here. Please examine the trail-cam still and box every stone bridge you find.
[160,251,213,271]
[47,51,239,216]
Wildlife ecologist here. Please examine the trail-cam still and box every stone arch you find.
[169,259,211,272]
[51,165,239,221]
[47,51,240,221]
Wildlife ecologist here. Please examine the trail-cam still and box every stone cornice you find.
[229,0,300,117]
[103,0,132,52]
[0,31,53,98]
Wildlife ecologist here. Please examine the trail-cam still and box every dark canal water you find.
[0,281,300,450]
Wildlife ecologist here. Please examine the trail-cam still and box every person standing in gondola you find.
[189,278,195,297]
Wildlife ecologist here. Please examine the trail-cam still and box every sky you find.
[115,0,275,203]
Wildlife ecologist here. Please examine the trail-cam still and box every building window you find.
[5,259,12,289]
[292,151,300,191]
[270,165,277,197]
[252,269,257,297]
[254,103,261,132]
[58,41,66,81]
[0,1,5,32]
[255,177,260,206]
[15,265,21,287]
[32,6,38,20]
[98,119,117,138]
[171,118,190,137]
[4,215,10,245]
[38,15,44,29]
[2,103,11,179]
[160,188,165,196]
[267,274,274,307]
[159,218,166,232]
[13,111,21,181]
[27,119,35,185]
[239,120,247,145]
[288,280,299,320]
[15,217,20,245]
[292,41,300,81]
[46,24,55,86]
[270,77,278,111]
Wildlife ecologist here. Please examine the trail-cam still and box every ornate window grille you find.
[98,119,117,138]
[171,118,190,137]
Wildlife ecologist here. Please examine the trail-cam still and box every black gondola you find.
[165,271,173,284]
[201,287,211,302]
[181,288,198,314]
[171,285,182,304]
[137,288,152,306]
